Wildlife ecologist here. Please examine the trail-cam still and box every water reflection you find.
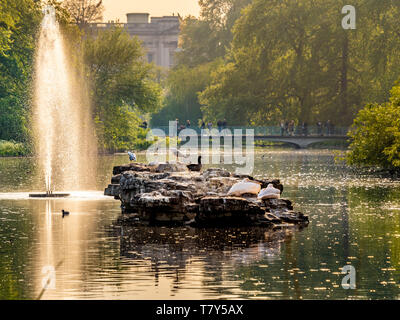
[0,151,400,299]
[111,225,302,298]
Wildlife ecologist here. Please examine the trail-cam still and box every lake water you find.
[0,150,399,300]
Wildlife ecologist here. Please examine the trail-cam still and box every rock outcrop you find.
[105,163,308,227]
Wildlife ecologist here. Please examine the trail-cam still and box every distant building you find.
[87,13,180,69]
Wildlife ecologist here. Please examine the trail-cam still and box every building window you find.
[147,53,153,63]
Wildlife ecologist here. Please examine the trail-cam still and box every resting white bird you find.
[128,151,137,162]
[227,179,261,196]
[258,183,281,200]
[170,148,188,161]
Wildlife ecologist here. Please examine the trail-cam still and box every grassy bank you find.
[0,140,29,157]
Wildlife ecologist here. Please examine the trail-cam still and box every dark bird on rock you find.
[62,210,70,218]
[187,156,202,172]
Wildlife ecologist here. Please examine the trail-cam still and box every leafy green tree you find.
[199,0,400,126]
[175,0,251,67]
[84,27,162,151]
[347,83,400,169]
[155,0,250,125]
[151,60,222,126]
[94,104,151,152]
[0,0,18,56]
[0,0,41,142]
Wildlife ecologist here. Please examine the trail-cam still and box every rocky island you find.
[104,162,309,227]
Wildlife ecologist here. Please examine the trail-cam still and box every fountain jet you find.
[31,5,97,198]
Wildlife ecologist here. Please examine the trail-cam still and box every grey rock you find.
[104,162,308,227]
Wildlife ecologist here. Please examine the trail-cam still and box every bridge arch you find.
[256,136,348,149]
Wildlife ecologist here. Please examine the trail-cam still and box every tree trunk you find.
[340,32,349,124]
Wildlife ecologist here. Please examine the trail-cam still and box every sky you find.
[102,0,200,23]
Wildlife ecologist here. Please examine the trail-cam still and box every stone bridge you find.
[151,126,349,149]
[254,135,348,149]
[177,134,348,149]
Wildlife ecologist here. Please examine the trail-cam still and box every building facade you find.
[88,13,180,68]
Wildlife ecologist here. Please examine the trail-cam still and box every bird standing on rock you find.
[128,151,137,162]
[187,156,202,172]
[62,210,70,218]
[170,148,188,161]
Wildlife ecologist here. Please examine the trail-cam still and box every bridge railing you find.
[148,126,349,137]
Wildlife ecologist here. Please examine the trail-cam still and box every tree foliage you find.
[155,0,249,125]
[84,28,162,151]
[151,60,222,126]
[0,0,18,56]
[166,0,400,127]
[63,0,104,27]
[0,0,41,142]
[347,84,400,169]
[201,0,400,126]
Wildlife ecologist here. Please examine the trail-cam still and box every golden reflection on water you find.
[31,197,298,299]
[0,151,400,299]
[25,197,113,299]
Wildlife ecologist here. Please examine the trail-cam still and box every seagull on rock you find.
[128,151,137,162]
[170,148,188,161]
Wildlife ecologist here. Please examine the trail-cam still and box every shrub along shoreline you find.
[0,140,30,157]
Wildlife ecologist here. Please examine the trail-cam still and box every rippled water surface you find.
[0,150,399,299]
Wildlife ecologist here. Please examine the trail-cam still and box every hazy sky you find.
[102,0,200,22]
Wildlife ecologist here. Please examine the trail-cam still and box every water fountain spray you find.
[30,4,97,198]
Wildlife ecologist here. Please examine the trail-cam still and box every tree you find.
[151,60,222,126]
[63,0,103,27]
[199,0,400,126]
[0,0,18,56]
[84,27,162,151]
[347,83,400,169]
[0,0,41,142]
[155,0,250,125]
[175,0,251,67]
[201,0,329,125]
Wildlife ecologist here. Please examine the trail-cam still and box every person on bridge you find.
[326,120,334,135]
[326,120,332,136]
[280,120,285,136]
[317,121,323,136]
[302,122,308,136]
[217,120,222,132]
[288,120,295,136]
